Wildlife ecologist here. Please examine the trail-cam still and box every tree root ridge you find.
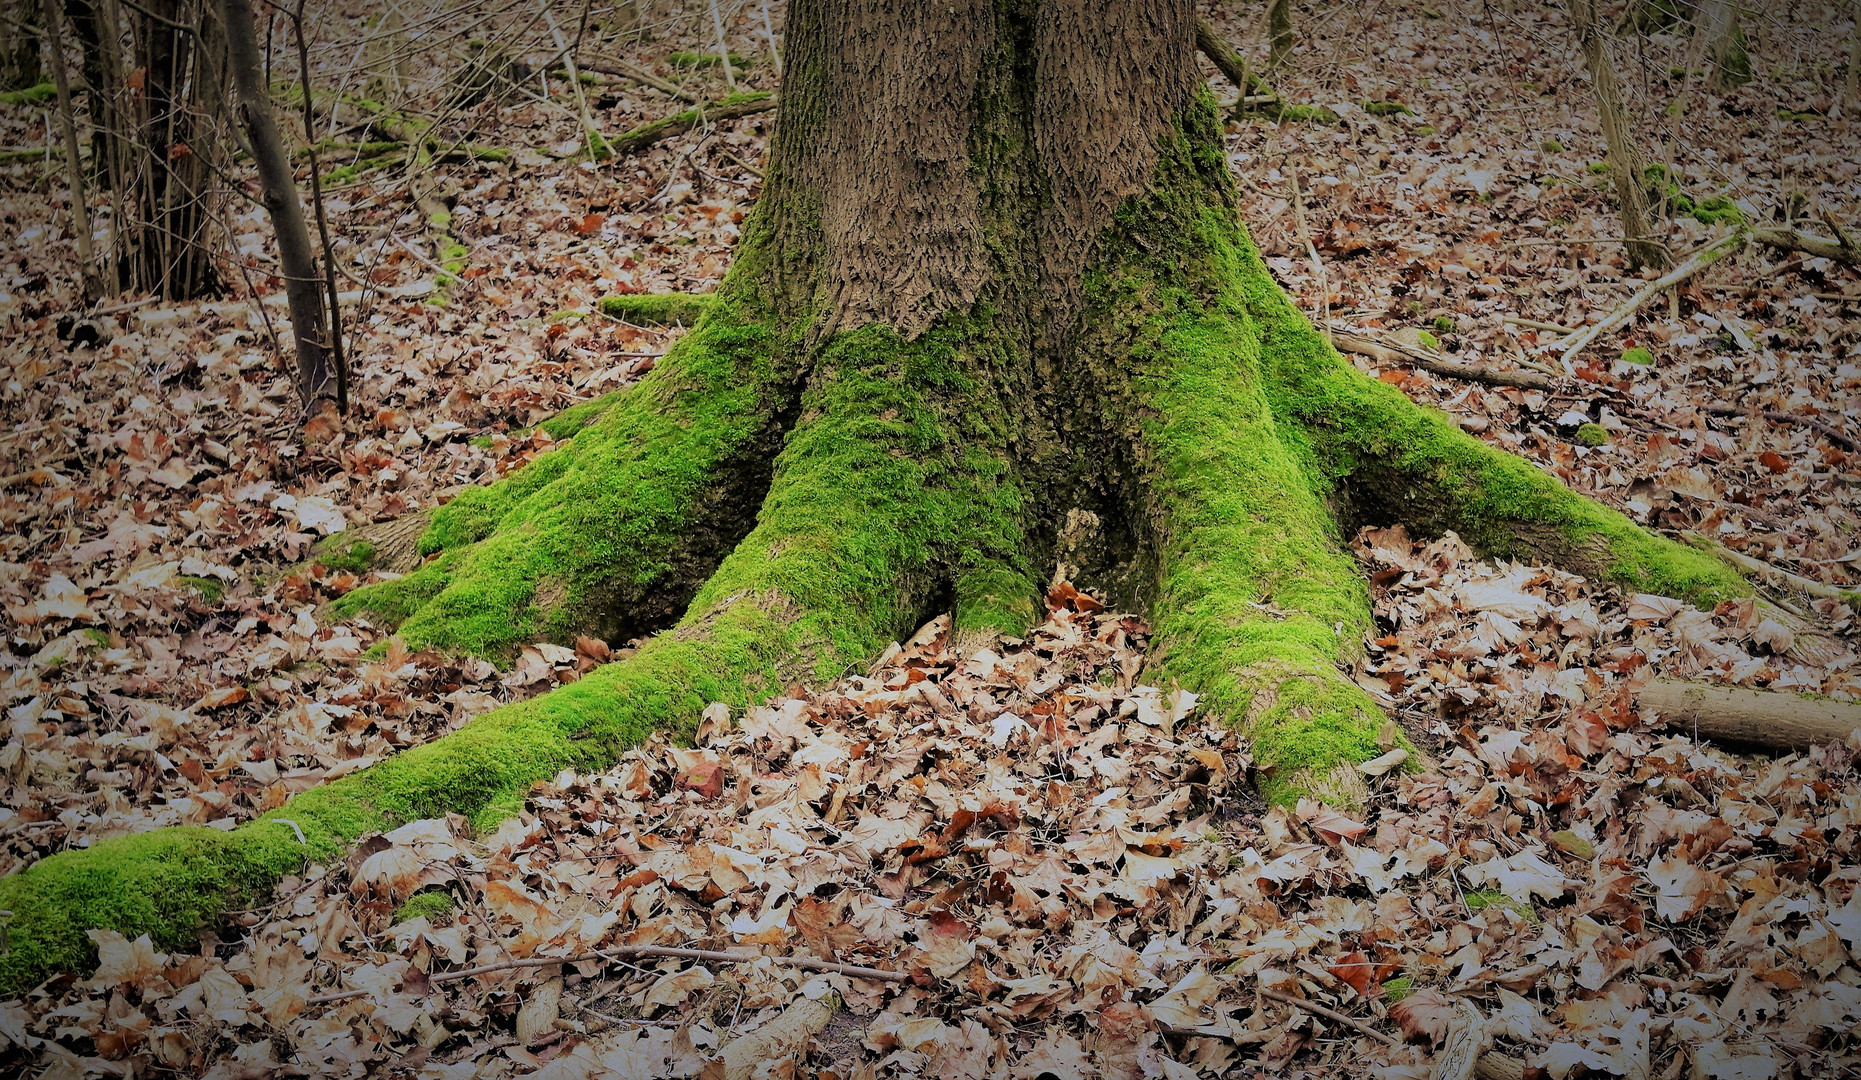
[4,94,1801,994]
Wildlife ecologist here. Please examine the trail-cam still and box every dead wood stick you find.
[578,57,697,102]
[700,991,840,1080]
[1330,329,1554,391]
[1501,315,1575,334]
[1641,679,1861,749]
[308,944,906,1004]
[1752,224,1861,266]
[1688,531,1861,609]
[607,95,777,158]
[1553,229,1750,368]
[1695,402,1857,451]
[1258,987,1397,1045]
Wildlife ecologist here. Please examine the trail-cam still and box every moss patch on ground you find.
[393,890,456,924]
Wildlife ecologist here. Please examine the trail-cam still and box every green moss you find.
[1688,195,1745,225]
[1587,161,1611,174]
[609,91,773,156]
[335,270,794,659]
[1382,976,1414,1002]
[81,628,111,648]
[1574,422,1611,447]
[1250,101,1339,124]
[1465,889,1541,924]
[1541,139,1563,153]
[598,292,716,327]
[1363,100,1414,116]
[668,51,750,70]
[538,389,626,440]
[1776,108,1821,122]
[1416,329,1441,350]
[1252,228,1750,609]
[393,890,455,924]
[179,576,225,603]
[1413,125,1436,137]
[0,83,56,106]
[1079,102,1407,808]
[317,538,376,574]
[1621,346,1655,366]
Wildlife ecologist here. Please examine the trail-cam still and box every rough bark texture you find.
[1570,0,1668,271]
[1,0,39,90]
[220,0,332,406]
[0,0,1776,994]
[1268,0,1293,67]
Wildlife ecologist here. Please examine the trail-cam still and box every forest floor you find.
[2,0,1861,1077]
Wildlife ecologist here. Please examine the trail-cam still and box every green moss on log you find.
[0,82,55,106]
[598,292,716,326]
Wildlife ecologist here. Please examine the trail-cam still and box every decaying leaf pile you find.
[4,573,1859,1078]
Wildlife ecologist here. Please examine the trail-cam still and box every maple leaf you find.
[1387,989,1457,1045]
[1470,848,1571,903]
[85,930,166,989]
[1644,855,1725,921]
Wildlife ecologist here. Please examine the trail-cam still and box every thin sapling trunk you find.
[219,0,333,409]
[1570,0,1669,271]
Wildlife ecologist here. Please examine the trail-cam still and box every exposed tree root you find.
[330,274,799,659]
[1,90,1804,994]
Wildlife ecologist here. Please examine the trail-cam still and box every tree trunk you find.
[1688,0,1748,90]
[1569,0,1669,271]
[1268,0,1294,68]
[1,0,40,90]
[1843,0,1861,119]
[219,0,332,407]
[0,0,1776,994]
[125,0,220,298]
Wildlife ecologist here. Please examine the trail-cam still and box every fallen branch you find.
[607,93,776,158]
[578,57,698,103]
[1752,224,1861,265]
[1687,532,1861,611]
[1193,17,1336,122]
[1641,679,1861,749]
[1553,229,1750,368]
[1695,403,1856,451]
[1258,987,1396,1045]
[307,943,906,1005]
[1330,329,1555,391]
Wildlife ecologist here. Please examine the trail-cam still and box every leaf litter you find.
[3,0,1861,1076]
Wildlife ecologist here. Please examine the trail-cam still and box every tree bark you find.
[123,0,221,298]
[218,0,332,407]
[1,0,40,90]
[1569,0,1668,271]
[39,0,101,300]
[1268,0,1293,68]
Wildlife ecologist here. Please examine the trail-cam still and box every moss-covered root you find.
[0,321,1039,995]
[1246,246,1750,611]
[1125,290,1397,808]
[330,282,795,660]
